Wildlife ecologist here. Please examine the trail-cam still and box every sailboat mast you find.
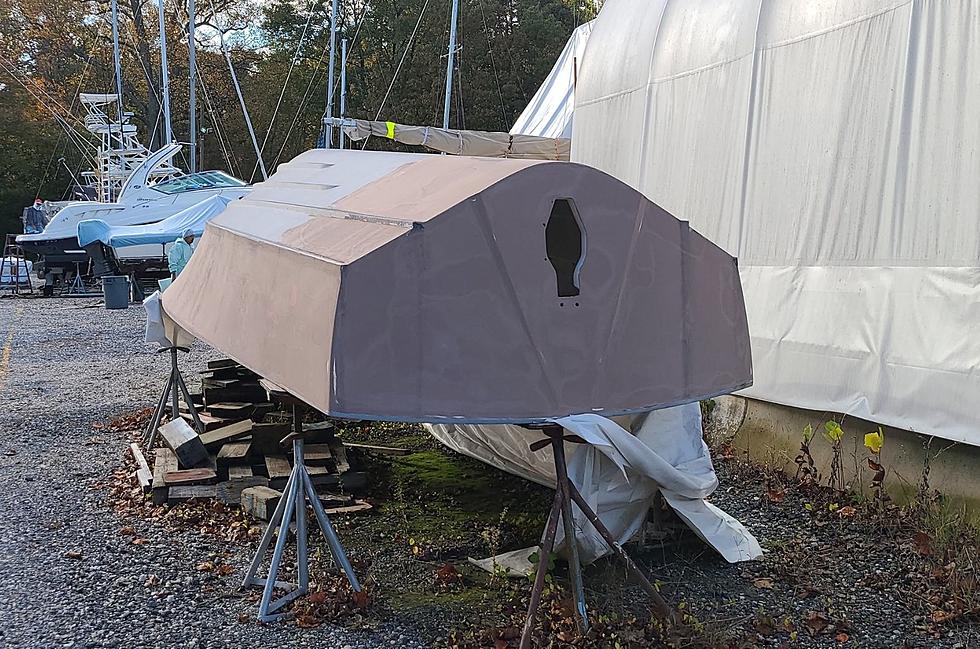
[442,0,459,130]
[188,0,197,172]
[158,0,174,145]
[324,0,339,148]
[110,0,124,122]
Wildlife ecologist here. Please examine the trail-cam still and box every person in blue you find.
[168,229,195,279]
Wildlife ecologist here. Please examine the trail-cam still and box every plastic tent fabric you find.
[163,148,751,423]
[338,119,570,160]
[511,20,593,139]
[572,0,980,445]
[429,405,762,565]
[77,195,233,248]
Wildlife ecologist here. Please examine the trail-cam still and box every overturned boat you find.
[163,148,751,422]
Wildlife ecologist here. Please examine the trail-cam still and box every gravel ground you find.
[0,296,976,649]
[0,297,425,649]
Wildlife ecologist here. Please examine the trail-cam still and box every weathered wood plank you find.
[168,485,218,502]
[152,448,179,505]
[199,419,253,449]
[216,476,269,505]
[217,441,252,467]
[129,443,153,493]
[164,468,217,485]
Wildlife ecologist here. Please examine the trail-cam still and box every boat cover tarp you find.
[77,195,233,248]
[431,406,762,565]
[510,20,593,139]
[162,148,751,423]
[573,0,980,445]
[339,119,570,161]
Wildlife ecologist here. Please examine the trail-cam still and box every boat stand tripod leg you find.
[172,352,204,433]
[144,346,203,448]
[241,405,361,622]
[143,372,174,447]
[518,425,674,649]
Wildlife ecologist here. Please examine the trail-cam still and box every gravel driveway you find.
[0,297,422,649]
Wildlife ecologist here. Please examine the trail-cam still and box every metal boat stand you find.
[241,401,362,622]
[142,345,204,448]
[518,423,673,649]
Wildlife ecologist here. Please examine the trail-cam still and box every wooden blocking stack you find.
[158,418,208,468]
[200,360,267,406]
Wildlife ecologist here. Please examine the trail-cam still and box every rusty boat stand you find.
[518,423,673,649]
[143,345,204,448]
[241,395,361,622]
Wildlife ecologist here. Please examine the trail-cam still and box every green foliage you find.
[0,0,592,235]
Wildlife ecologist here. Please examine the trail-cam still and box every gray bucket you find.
[102,275,130,310]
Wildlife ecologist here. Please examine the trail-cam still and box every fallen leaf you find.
[766,488,785,503]
[913,531,933,556]
[837,506,857,518]
[805,611,829,635]
[753,578,775,589]
[216,564,235,576]
[930,610,952,624]
[118,526,136,536]
[352,590,369,609]
[131,538,146,545]
[494,640,509,649]
[836,632,850,643]
[196,561,214,572]
[64,550,83,560]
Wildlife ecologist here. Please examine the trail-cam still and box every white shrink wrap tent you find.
[572,0,980,445]
[511,20,594,139]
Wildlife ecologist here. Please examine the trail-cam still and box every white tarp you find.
[144,291,194,348]
[572,0,980,446]
[429,405,761,565]
[511,21,593,139]
[77,195,233,249]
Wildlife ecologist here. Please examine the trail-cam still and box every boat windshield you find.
[151,171,246,194]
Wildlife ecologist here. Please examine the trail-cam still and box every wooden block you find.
[265,455,291,490]
[318,492,355,507]
[327,438,350,474]
[250,422,290,455]
[228,465,254,480]
[216,476,269,505]
[180,411,229,432]
[168,485,218,502]
[199,419,253,449]
[152,448,179,505]
[164,468,217,486]
[343,443,411,457]
[217,441,252,467]
[302,421,336,440]
[241,485,282,521]
[306,464,331,485]
[207,402,254,420]
[250,403,276,421]
[204,383,268,406]
[159,418,209,468]
[129,443,153,493]
[207,358,239,370]
[303,444,333,465]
